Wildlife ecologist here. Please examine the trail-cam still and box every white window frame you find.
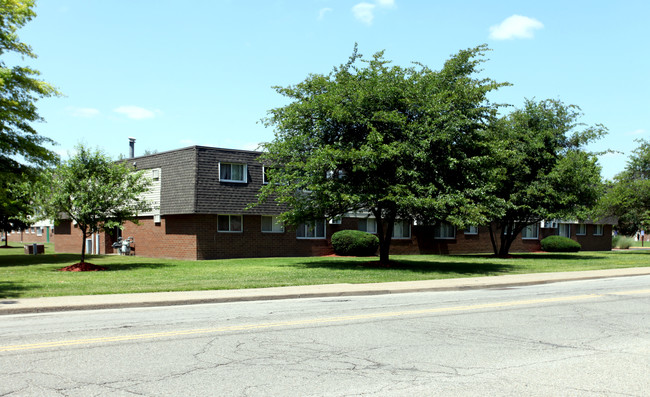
[217,215,243,233]
[262,166,269,184]
[261,215,284,233]
[594,224,603,236]
[151,169,160,181]
[464,225,479,235]
[219,162,247,183]
[358,218,410,239]
[358,218,378,234]
[521,224,539,240]
[434,222,456,239]
[576,224,586,236]
[296,219,326,239]
[558,223,571,238]
[36,227,43,236]
[392,219,411,239]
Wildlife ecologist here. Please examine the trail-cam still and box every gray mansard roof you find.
[131,145,283,216]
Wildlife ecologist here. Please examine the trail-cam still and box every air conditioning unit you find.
[541,220,558,229]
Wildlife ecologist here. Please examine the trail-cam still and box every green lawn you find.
[1,243,649,299]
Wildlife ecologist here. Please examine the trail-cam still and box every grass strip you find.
[1,244,649,299]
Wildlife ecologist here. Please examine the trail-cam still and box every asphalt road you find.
[1,276,649,396]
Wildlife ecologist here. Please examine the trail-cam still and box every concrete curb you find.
[2,267,650,315]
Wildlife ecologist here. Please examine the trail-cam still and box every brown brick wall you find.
[119,215,199,260]
[570,224,613,251]
[196,215,334,260]
[54,216,613,260]
[4,227,54,245]
[54,221,84,254]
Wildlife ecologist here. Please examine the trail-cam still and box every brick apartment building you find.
[4,220,55,245]
[53,146,614,260]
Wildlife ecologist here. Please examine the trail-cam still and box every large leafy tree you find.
[599,139,650,234]
[39,145,151,264]
[0,180,30,246]
[1,0,59,237]
[487,99,605,256]
[1,0,59,179]
[258,45,505,264]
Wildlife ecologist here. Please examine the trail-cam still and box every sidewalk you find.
[3,267,650,315]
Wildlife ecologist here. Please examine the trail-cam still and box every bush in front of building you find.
[540,236,581,252]
[331,230,379,256]
[612,235,634,249]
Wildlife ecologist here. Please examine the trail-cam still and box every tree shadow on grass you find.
[0,281,38,300]
[0,253,171,271]
[451,253,610,261]
[101,262,172,271]
[293,258,515,276]
[0,253,81,267]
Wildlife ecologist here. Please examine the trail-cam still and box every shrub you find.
[612,235,634,249]
[331,230,379,256]
[540,235,581,252]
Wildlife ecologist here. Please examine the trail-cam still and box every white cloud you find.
[113,106,159,120]
[376,0,395,7]
[352,0,396,25]
[489,15,543,40]
[352,2,375,25]
[626,128,646,136]
[318,7,332,20]
[67,107,100,118]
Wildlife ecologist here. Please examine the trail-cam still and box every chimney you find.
[128,137,136,158]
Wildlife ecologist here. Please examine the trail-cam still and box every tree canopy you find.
[486,99,605,256]
[599,139,650,234]
[258,45,506,263]
[39,145,152,263]
[0,0,59,180]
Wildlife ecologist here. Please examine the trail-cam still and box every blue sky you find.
[10,0,650,180]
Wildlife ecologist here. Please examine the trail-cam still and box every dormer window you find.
[220,163,247,183]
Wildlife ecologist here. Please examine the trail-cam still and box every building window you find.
[151,169,160,181]
[36,227,43,236]
[521,224,539,239]
[434,222,456,239]
[262,166,269,184]
[219,163,247,183]
[217,215,242,232]
[297,220,326,239]
[261,215,284,233]
[30,227,35,234]
[393,219,411,239]
[558,224,571,238]
[358,218,378,234]
[576,224,586,236]
[358,218,410,239]
[594,224,603,236]
[464,225,479,235]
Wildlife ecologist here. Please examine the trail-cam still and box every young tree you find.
[487,99,605,256]
[258,45,506,264]
[0,0,60,180]
[39,145,151,264]
[599,139,650,234]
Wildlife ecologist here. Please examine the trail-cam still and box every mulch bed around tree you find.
[58,262,107,272]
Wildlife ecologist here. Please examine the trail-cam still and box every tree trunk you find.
[373,208,395,265]
[80,225,87,263]
[488,223,498,255]
[3,232,7,247]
